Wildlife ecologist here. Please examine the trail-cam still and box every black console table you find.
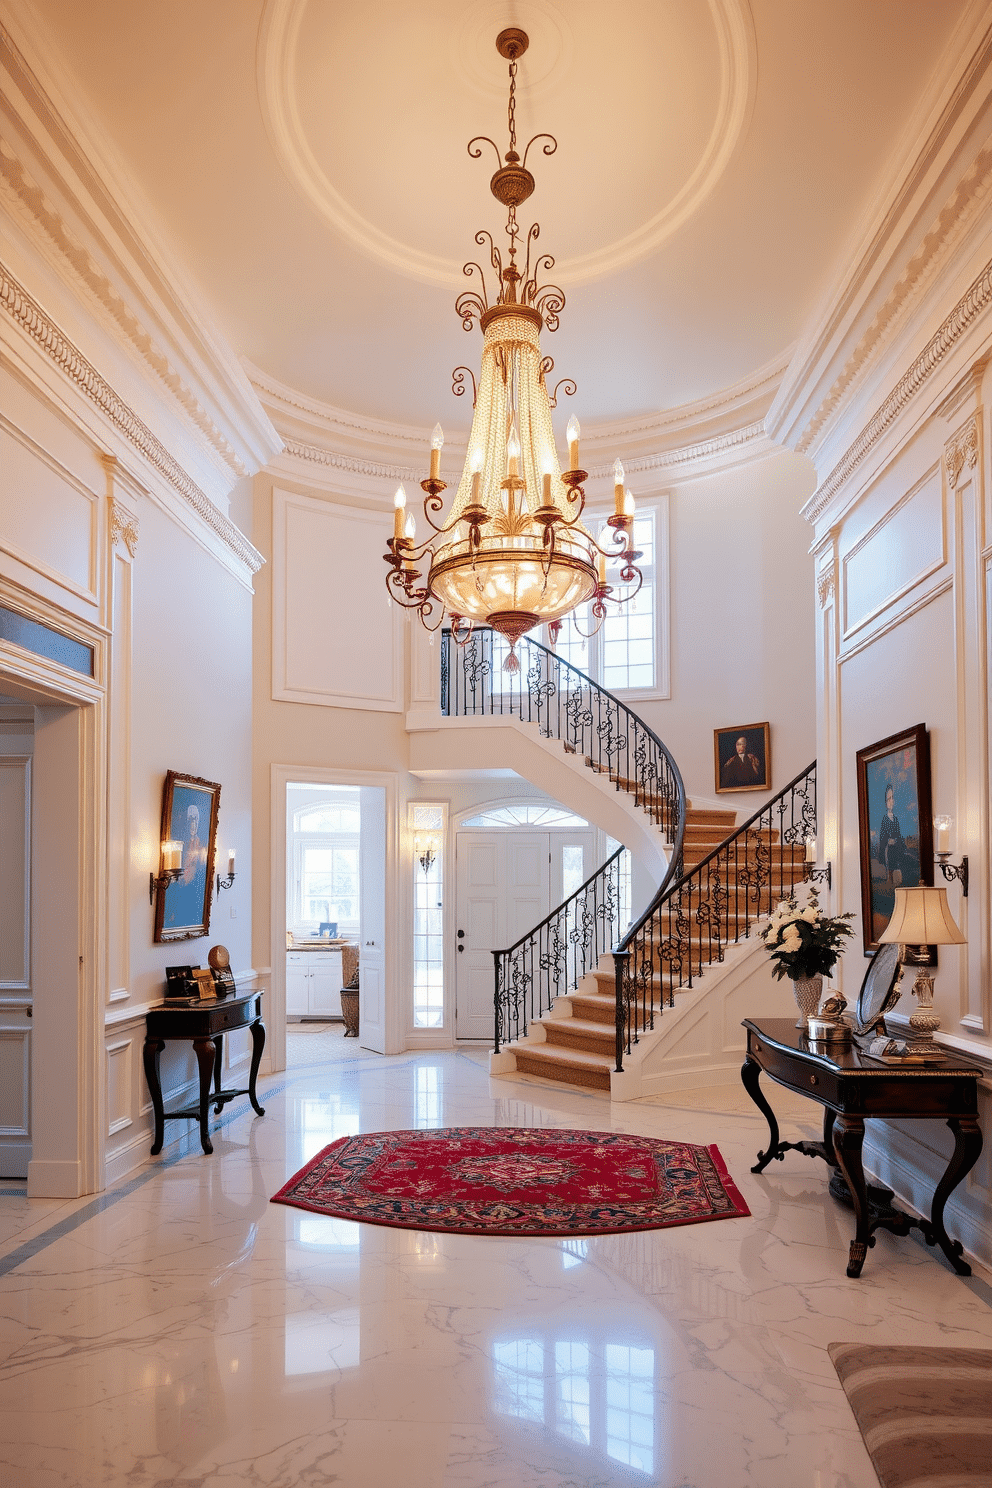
[144,992,266,1156]
[741,1018,982,1277]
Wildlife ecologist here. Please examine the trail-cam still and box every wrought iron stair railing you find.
[441,627,687,1052]
[613,760,817,1071]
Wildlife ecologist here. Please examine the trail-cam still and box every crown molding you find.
[0,11,281,486]
[768,2,992,462]
[801,256,992,527]
[1,264,264,575]
[250,349,786,499]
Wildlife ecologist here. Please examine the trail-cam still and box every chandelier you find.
[383,28,642,670]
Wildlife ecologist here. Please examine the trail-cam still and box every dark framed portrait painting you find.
[153,770,221,943]
[855,723,933,955]
[714,722,771,795]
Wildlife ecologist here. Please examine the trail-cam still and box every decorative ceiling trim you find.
[280,440,420,482]
[256,0,756,289]
[587,421,767,478]
[802,257,992,526]
[1,265,264,574]
[0,141,250,479]
[795,145,992,457]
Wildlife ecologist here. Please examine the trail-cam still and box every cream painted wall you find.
[638,449,819,809]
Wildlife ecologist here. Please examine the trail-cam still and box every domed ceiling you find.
[19,0,974,433]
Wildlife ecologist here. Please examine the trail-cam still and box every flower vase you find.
[790,975,823,1030]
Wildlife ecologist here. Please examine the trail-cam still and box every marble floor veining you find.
[1,1022,991,1488]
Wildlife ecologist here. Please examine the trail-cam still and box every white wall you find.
[638,449,819,810]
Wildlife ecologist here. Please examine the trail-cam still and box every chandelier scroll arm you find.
[521,133,558,170]
[467,136,502,169]
[475,230,503,282]
[451,366,478,406]
[549,376,576,410]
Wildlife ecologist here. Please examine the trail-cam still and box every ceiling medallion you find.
[382,30,642,668]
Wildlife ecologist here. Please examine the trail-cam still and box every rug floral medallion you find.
[271,1127,750,1237]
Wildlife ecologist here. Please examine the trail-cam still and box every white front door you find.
[358,786,387,1052]
[455,832,551,1040]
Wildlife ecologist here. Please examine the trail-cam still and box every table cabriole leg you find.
[832,1113,871,1277]
[248,1017,266,1117]
[192,1037,217,1154]
[213,1033,225,1114]
[927,1116,982,1276]
[742,1056,780,1172]
[143,1036,166,1155]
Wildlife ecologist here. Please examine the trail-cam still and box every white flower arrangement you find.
[760,889,855,981]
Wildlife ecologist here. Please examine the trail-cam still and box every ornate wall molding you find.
[109,497,139,557]
[803,257,992,526]
[796,146,992,457]
[0,142,251,480]
[588,421,768,479]
[944,413,980,488]
[1,266,264,573]
[816,562,836,609]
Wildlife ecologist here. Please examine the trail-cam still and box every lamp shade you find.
[878,886,966,946]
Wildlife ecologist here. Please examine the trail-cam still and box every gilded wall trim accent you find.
[803,257,992,526]
[1,266,264,574]
[816,562,836,609]
[109,498,139,558]
[944,414,980,488]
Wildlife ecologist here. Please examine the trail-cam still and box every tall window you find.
[288,787,361,936]
[551,507,662,696]
[411,802,445,1029]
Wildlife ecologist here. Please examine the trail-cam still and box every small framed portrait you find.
[856,723,933,955]
[714,723,771,795]
[192,968,218,1000]
[153,771,221,944]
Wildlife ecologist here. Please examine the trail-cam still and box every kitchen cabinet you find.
[286,950,343,1019]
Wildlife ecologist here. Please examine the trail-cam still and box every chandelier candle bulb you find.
[613,459,625,514]
[597,551,607,585]
[404,512,416,542]
[430,423,443,480]
[567,415,580,471]
[393,484,407,540]
[542,471,552,502]
[623,489,636,517]
[507,426,521,477]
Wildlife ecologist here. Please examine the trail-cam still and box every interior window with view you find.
[552,510,656,692]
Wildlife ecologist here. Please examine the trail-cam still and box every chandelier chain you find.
[508,57,518,155]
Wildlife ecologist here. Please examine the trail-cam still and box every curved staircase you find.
[440,627,815,1097]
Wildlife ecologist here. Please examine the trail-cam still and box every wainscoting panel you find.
[0,1022,31,1177]
[272,489,403,711]
[0,754,30,989]
[0,422,99,610]
[105,1037,133,1136]
[842,464,944,641]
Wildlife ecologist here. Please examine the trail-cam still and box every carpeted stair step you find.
[541,1017,615,1057]
[513,1043,613,1092]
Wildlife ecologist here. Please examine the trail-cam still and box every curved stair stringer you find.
[408,714,671,886]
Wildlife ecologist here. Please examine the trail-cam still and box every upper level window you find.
[551,505,666,698]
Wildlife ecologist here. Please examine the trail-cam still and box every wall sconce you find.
[414,832,441,876]
[803,835,832,889]
[149,840,183,903]
[216,848,236,894]
[933,815,968,896]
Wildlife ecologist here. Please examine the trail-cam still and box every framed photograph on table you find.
[714,722,770,794]
[153,771,221,943]
[856,723,933,955]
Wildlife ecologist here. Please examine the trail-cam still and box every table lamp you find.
[878,886,966,1058]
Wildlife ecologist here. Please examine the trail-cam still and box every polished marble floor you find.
[2,1023,991,1487]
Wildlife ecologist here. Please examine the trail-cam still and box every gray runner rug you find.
[829,1343,992,1488]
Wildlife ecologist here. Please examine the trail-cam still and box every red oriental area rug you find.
[271,1127,750,1236]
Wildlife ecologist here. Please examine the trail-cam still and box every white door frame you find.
[0,630,106,1198]
[268,765,400,1068]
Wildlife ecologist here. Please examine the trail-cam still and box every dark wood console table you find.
[741,1018,982,1278]
[144,992,265,1156]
